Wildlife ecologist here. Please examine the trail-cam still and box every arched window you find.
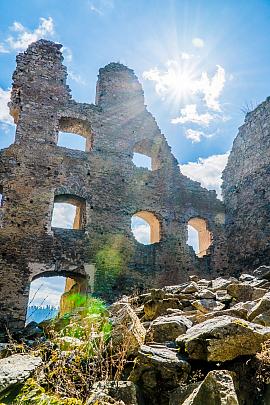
[51,194,86,230]
[132,139,161,171]
[26,275,66,324]
[26,273,88,324]
[187,217,211,258]
[57,117,93,152]
[131,211,161,244]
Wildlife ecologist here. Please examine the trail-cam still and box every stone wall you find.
[0,40,228,331]
[223,97,270,274]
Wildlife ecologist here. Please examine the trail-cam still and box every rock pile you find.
[2,266,270,404]
[110,265,270,404]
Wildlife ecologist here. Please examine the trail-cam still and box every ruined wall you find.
[223,97,270,274]
[0,40,228,331]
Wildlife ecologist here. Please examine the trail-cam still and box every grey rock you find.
[182,370,239,405]
[176,315,270,362]
[196,289,216,299]
[248,292,270,321]
[197,279,212,288]
[215,289,232,303]
[129,344,190,390]
[182,282,198,294]
[90,381,138,405]
[109,303,146,356]
[227,283,267,302]
[0,354,42,393]
[253,265,270,280]
[239,273,255,282]
[146,315,192,343]
[191,299,225,313]
[212,277,237,291]
[252,310,270,326]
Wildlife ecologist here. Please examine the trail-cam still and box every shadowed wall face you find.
[0,40,228,331]
[223,97,270,273]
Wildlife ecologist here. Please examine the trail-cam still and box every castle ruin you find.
[1,39,264,332]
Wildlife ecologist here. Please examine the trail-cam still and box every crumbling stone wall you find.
[223,98,270,274]
[0,40,228,331]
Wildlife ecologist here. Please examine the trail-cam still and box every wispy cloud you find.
[0,17,54,52]
[0,88,12,125]
[68,70,86,85]
[62,46,73,63]
[180,153,229,199]
[88,0,114,15]
[192,37,205,48]
[171,104,214,125]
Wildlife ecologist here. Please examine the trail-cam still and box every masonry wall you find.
[223,97,270,274]
[0,40,228,331]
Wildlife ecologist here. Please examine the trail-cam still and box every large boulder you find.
[191,299,225,313]
[146,315,192,343]
[253,265,270,280]
[109,303,146,356]
[181,370,239,405]
[0,354,42,394]
[252,310,270,326]
[129,344,190,392]
[211,278,236,291]
[176,315,270,362]
[227,283,267,302]
[248,293,270,321]
[143,298,182,321]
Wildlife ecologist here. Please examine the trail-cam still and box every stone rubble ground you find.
[2,266,270,403]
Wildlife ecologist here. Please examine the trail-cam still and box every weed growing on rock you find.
[7,295,130,404]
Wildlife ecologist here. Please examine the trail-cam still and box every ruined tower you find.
[0,40,227,331]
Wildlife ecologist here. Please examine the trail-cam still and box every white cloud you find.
[62,46,72,63]
[171,104,214,126]
[0,88,13,125]
[199,65,226,111]
[180,152,229,199]
[28,276,66,307]
[131,217,151,244]
[185,129,204,143]
[2,17,54,52]
[68,70,86,85]
[192,37,204,48]
[143,63,226,112]
[132,224,150,245]
[51,203,76,229]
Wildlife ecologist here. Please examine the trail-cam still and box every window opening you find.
[187,218,211,257]
[131,211,160,244]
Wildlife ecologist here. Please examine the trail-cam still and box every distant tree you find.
[26,305,58,324]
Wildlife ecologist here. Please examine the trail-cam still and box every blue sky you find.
[1,0,270,194]
[1,0,270,306]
